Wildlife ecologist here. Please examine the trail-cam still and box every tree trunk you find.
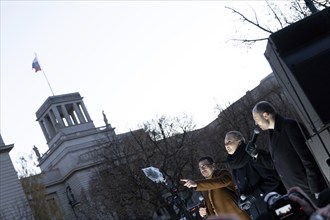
[304,0,318,13]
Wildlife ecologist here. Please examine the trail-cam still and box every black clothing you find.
[258,114,327,200]
[227,142,286,219]
[318,187,330,208]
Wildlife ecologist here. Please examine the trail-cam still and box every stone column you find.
[39,120,50,141]
[79,101,92,122]
[73,103,86,123]
[70,105,79,125]
[61,105,73,126]
[48,111,58,131]
[52,107,65,127]
[43,116,56,138]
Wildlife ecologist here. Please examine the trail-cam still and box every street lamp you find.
[65,185,80,219]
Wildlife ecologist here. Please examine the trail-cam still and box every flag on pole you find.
[32,57,42,72]
[31,55,55,95]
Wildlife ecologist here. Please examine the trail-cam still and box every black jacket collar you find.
[227,143,250,169]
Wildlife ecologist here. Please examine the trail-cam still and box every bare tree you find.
[226,0,329,47]
[79,114,203,219]
[16,153,40,177]
[18,154,64,220]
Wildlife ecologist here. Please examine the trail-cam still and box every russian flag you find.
[32,57,42,72]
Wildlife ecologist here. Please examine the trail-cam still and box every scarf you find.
[227,143,251,169]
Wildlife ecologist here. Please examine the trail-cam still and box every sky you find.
[0,1,274,170]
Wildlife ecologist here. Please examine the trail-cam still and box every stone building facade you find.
[0,135,34,220]
[34,92,123,219]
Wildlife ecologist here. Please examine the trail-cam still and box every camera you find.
[264,191,309,220]
[188,202,204,213]
[186,195,205,219]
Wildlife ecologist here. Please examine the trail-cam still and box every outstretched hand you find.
[181,179,197,188]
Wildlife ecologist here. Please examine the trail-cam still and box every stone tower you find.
[35,92,116,219]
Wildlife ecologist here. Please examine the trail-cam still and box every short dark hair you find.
[253,101,276,116]
[198,156,214,164]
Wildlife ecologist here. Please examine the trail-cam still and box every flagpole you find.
[34,53,55,96]
[42,70,55,96]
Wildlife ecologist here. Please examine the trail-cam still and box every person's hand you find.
[314,204,330,219]
[181,179,197,188]
[199,207,207,218]
[288,186,317,216]
[245,142,258,158]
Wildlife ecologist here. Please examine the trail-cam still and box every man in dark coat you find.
[225,131,286,219]
[181,156,250,220]
[248,101,327,202]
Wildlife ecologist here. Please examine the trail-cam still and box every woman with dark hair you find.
[225,131,286,219]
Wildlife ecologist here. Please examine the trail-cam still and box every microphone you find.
[245,127,260,157]
[250,127,260,145]
[198,195,207,219]
[199,195,205,207]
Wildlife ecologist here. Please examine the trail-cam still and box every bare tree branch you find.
[226,0,329,47]
[230,37,269,43]
[265,0,285,29]
[225,6,274,34]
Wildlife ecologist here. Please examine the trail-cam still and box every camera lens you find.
[264,192,281,206]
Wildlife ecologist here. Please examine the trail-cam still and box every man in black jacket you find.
[247,101,327,202]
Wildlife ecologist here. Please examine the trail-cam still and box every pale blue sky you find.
[1,1,273,168]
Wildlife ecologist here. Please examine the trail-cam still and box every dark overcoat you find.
[263,114,327,198]
[227,142,286,219]
[195,169,251,220]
